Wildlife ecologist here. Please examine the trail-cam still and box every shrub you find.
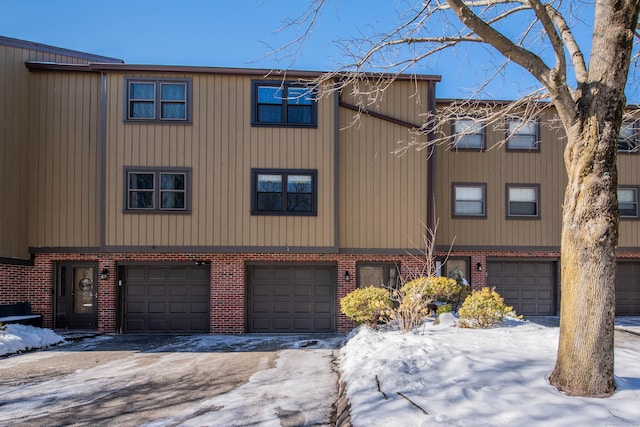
[458,287,514,328]
[340,286,393,327]
[392,276,462,331]
[437,303,452,316]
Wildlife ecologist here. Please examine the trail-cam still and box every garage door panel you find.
[488,261,557,316]
[247,265,336,333]
[616,262,640,315]
[124,265,210,333]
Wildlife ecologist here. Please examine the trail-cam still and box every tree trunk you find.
[548,0,638,397]
[550,121,618,397]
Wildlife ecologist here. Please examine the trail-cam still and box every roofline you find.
[0,35,124,63]
[24,60,441,82]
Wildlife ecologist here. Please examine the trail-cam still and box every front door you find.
[55,263,98,329]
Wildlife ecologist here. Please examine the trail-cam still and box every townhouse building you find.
[0,36,638,334]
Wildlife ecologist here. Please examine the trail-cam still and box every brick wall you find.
[2,249,639,333]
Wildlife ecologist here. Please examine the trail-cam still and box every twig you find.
[375,375,388,400]
[397,391,429,415]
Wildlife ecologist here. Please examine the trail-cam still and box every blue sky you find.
[0,0,618,101]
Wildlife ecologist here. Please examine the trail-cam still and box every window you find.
[357,263,399,289]
[252,81,317,127]
[452,183,486,217]
[507,184,540,218]
[506,118,539,150]
[125,78,191,123]
[452,118,484,150]
[124,167,190,212]
[618,187,639,218]
[439,258,470,286]
[251,169,317,215]
[618,121,639,153]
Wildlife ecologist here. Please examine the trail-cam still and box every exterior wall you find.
[28,251,428,333]
[27,71,102,248]
[0,263,31,303]
[618,151,640,248]
[103,72,336,249]
[435,106,566,249]
[339,80,432,250]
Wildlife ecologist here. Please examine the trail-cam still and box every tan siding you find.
[618,151,640,247]
[338,81,431,250]
[104,74,335,248]
[27,71,101,248]
[435,107,567,248]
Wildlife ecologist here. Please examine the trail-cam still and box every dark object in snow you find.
[0,302,43,327]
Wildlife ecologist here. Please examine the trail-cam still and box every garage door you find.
[487,261,557,316]
[247,264,336,332]
[616,262,640,315]
[123,265,210,333]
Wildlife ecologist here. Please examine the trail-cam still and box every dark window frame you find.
[451,117,486,151]
[618,186,639,219]
[251,168,318,216]
[124,77,192,124]
[505,117,540,151]
[452,182,487,218]
[251,80,318,128]
[506,184,541,219]
[618,120,640,154]
[123,167,191,213]
[439,257,471,286]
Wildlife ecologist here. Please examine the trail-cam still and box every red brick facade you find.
[2,249,639,333]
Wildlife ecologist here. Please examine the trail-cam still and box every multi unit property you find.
[1,35,638,334]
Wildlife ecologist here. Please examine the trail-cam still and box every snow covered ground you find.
[2,318,640,426]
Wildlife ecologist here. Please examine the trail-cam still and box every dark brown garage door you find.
[247,264,336,333]
[617,261,640,315]
[123,265,210,333]
[487,261,557,316]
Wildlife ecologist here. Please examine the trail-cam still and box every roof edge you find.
[0,35,124,63]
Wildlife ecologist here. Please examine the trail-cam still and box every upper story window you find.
[506,118,539,151]
[507,184,540,218]
[124,167,191,213]
[618,187,639,218]
[452,183,486,218]
[618,121,639,153]
[251,169,317,215]
[452,118,485,150]
[125,78,191,123]
[252,81,317,127]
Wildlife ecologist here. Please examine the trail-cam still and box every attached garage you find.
[616,261,640,316]
[487,260,557,316]
[121,265,210,333]
[247,264,337,333]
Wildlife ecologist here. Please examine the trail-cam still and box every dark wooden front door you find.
[55,263,98,329]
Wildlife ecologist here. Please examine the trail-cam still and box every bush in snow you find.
[458,287,515,328]
[392,276,462,332]
[340,286,393,327]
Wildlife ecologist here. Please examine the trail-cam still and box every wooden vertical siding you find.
[434,106,568,248]
[338,80,431,250]
[618,150,640,248]
[27,71,101,248]
[1,42,102,257]
[104,73,335,248]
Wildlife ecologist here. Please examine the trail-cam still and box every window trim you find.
[124,77,192,124]
[506,184,541,219]
[251,80,318,128]
[618,186,639,219]
[251,168,318,216]
[123,167,191,213]
[451,117,486,151]
[505,117,540,151]
[618,120,639,154]
[452,182,487,218]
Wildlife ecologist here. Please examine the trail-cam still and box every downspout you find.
[426,81,437,233]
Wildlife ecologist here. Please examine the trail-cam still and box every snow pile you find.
[0,323,64,356]
[340,319,640,426]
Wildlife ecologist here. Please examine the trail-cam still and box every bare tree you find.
[280,0,640,397]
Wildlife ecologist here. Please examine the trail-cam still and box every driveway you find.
[0,333,345,427]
